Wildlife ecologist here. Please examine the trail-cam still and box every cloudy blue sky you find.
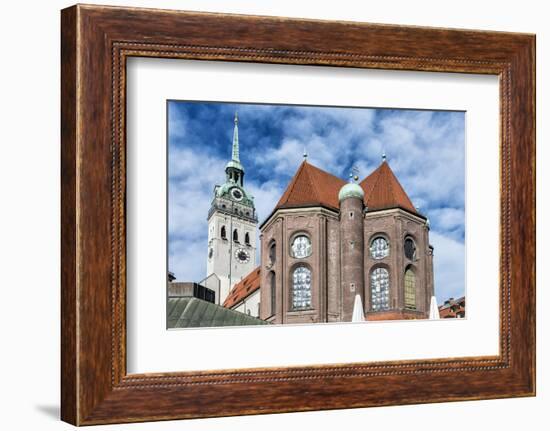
[168,101,465,304]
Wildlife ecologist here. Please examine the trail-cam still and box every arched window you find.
[404,237,416,260]
[404,267,416,309]
[270,271,276,316]
[291,235,312,258]
[233,229,239,243]
[245,232,250,246]
[371,267,390,311]
[220,226,227,240]
[370,236,390,259]
[269,241,276,265]
[291,266,312,310]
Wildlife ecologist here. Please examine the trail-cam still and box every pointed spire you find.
[232,112,240,162]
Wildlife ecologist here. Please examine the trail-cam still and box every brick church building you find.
[203,114,436,324]
[256,157,435,324]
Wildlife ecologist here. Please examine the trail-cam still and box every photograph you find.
[49,1,536,426]
[166,101,466,328]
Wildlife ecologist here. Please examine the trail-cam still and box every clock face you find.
[230,187,243,201]
[235,248,250,263]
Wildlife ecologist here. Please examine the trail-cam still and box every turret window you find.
[404,267,416,310]
[245,232,250,246]
[371,267,390,311]
[404,237,416,260]
[291,266,312,310]
[221,226,227,240]
[270,271,276,316]
[269,242,276,265]
[291,235,312,259]
[370,237,389,260]
[233,229,239,243]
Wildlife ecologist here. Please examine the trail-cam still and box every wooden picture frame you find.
[61,4,535,425]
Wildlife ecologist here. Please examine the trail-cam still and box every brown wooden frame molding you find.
[61,4,535,426]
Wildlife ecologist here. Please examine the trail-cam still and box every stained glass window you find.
[371,267,390,311]
[291,235,312,258]
[292,266,312,309]
[404,268,416,309]
[370,237,389,259]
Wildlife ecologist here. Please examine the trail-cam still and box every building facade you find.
[439,296,465,318]
[257,158,435,324]
[222,267,261,317]
[205,113,258,305]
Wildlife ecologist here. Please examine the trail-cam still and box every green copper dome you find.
[338,182,365,202]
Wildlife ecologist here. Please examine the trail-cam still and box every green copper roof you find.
[216,182,254,203]
[338,182,365,201]
[225,112,244,172]
[225,159,244,171]
[167,297,269,328]
[232,112,240,162]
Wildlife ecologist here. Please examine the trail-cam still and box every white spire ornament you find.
[352,294,365,322]
[429,296,440,320]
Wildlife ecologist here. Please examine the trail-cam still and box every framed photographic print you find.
[61,4,535,425]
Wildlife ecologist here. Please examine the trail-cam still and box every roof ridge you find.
[383,163,399,208]
[302,162,320,203]
[385,162,416,211]
[277,161,307,207]
[365,164,383,207]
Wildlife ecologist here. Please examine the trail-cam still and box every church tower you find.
[338,171,366,322]
[206,113,258,305]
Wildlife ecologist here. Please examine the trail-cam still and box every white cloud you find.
[429,207,465,238]
[168,146,227,280]
[168,105,187,139]
[168,104,466,303]
[169,237,207,283]
[430,230,465,303]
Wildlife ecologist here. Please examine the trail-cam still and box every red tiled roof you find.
[438,296,466,318]
[223,266,261,309]
[360,161,418,214]
[271,160,419,218]
[275,161,347,211]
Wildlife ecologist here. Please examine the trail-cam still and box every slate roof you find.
[167,297,268,328]
[223,266,261,309]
